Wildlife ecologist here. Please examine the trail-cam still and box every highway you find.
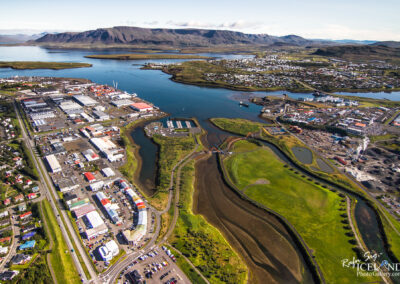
[14,101,98,283]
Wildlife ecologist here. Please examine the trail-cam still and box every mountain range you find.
[32,26,325,47]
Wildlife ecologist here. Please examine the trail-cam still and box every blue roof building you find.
[19,240,36,250]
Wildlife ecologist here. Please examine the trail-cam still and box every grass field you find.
[41,199,81,284]
[150,134,196,210]
[85,54,210,60]
[0,61,92,70]
[170,160,248,283]
[223,140,378,283]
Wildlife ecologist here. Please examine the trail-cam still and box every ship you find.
[239,101,249,107]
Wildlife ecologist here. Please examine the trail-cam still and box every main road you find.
[14,101,99,283]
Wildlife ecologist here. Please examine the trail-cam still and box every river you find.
[1,45,399,283]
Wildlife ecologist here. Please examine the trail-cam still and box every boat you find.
[239,101,249,107]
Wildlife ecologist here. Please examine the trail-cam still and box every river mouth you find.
[130,124,159,196]
[193,154,315,284]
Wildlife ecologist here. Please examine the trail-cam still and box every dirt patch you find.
[193,155,314,284]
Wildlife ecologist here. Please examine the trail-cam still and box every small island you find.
[84,54,211,60]
[0,61,92,70]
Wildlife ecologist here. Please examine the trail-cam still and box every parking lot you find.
[119,247,191,284]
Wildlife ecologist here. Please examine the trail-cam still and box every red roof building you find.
[84,172,96,183]
[27,193,37,200]
[130,102,153,112]
[3,198,11,206]
[19,211,32,220]
[14,194,24,202]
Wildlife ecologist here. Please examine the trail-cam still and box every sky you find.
[1,0,399,41]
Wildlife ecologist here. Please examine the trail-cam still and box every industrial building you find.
[130,102,153,112]
[44,154,62,173]
[111,99,133,108]
[90,137,124,162]
[98,240,119,261]
[92,110,110,121]
[73,95,98,106]
[83,211,108,239]
[59,100,83,114]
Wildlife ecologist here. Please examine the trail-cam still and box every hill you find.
[312,45,400,60]
[33,26,320,47]
[371,41,400,48]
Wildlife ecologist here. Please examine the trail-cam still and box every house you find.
[0,270,19,281]
[19,240,36,250]
[21,224,36,233]
[12,254,31,265]
[0,237,11,245]
[0,219,10,227]
[14,194,24,203]
[0,246,8,254]
[18,204,27,212]
[0,211,8,219]
[31,186,39,193]
[26,179,32,186]
[3,198,11,206]
[27,193,38,200]
[19,211,32,220]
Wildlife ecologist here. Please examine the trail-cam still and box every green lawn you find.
[224,140,378,283]
[170,161,248,284]
[41,200,81,284]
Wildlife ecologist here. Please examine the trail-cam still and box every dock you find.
[176,120,183,128]
[167,120,174,129]
[185,121,191,128]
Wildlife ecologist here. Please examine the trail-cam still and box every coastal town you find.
[0,76,189,283]
[145,52,400,93]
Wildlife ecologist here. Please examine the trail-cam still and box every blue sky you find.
[1,0,399,40]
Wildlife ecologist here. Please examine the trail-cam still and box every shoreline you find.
[143,65,400,97]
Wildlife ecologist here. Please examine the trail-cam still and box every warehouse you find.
[59,100,83,114]
[84,172,96,183]
[111,99,133,108]
[72,203,96,219]
[93,110,110,121]
[101,167,115,177]
[44,154,62,173]
[82,149,99,162]
[130,102,153,112]
[98,240,119,261]
[73,95,98,106]
[89,180,104,191]
[57,178,79,193]
[84,211,105,229]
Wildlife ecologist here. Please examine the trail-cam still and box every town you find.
[0,76,187,283]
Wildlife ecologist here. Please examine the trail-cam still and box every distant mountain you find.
[333,39,376,45]
[33,26,324,47]
[371,41,400,48]
[0,33,47,44]
[313,45,400,60]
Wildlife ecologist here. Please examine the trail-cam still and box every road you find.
[14,101,98,283]
[102,143,203,284]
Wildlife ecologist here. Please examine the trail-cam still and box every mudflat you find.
[194,155,314,284]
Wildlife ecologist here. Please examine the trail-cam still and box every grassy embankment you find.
[152,134,197,240]
[162,60,309,92]
[119,118,196,211]
[211,118,400,266]
[169,160,248,284]
[0,61,92,70]
[41,199,81,284]
[85,54,211,60]
[223,140,378,283]
[211,118,365,196]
